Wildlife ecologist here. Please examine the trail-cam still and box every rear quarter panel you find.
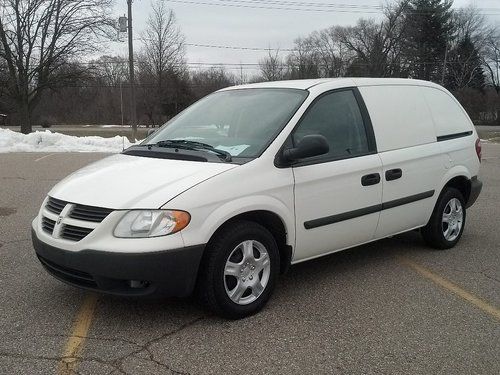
[357,82,479,236]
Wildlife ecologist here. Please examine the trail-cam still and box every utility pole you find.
[120,80,124,126]
[127,0,137,140]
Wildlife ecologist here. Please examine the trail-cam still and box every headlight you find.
[114,210,190,238]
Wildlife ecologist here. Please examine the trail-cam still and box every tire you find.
[197,220,280,319]
[421,187,466,249]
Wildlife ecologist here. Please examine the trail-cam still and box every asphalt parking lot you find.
[0,143,499,375]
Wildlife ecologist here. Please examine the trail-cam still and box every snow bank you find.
[0,128,137,153]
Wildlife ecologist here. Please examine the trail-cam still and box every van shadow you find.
[287,230,431,275]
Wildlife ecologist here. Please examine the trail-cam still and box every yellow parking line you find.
[35,153,56,162]
[57,293,99,375]
[397,256,500,322]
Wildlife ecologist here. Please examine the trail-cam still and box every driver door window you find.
[292,89,371,162]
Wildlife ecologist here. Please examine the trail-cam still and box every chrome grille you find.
[69,204,113,223]
[61,224,94,242]
[41,217,56,234]
[46,197,66,215]
[42,196,113,242]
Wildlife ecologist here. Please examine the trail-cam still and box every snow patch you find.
[0,128,137,153]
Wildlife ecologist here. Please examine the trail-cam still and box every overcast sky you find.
[109,0,500,77]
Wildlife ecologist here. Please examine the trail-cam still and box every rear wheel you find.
[197,220,279,319]
[421,188,466,249]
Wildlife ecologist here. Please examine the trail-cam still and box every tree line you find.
[258,0,500,123]
[1,0,500,134]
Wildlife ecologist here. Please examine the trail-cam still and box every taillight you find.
[475,138,482,162]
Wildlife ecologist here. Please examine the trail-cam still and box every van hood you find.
[49,154,238,209]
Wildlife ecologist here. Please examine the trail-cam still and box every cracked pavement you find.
[0,145,499,375]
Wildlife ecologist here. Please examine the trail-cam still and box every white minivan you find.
[32,78,482,318]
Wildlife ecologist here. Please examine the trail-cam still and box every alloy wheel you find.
[442,198,463,242]
[223,240,271,305]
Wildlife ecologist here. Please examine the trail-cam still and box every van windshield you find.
[144,88,308,159]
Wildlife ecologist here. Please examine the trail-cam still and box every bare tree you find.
[140,1,185,123]
[142,1,185,89]
[190,67,235,99]
[309,27,351,78]
[453,6,491,47]
[443,6,491,89]
[337,1,408,77]
[259,49,286,81]
[484,28,500,94]
[90,55,128,86]
[0,0,114,133]
[286,37,321,79]
[445,35,485,91]
[0,49,10,114]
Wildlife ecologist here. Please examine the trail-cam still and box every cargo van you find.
[32,78,482,318]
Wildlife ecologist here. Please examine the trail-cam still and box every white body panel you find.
[359,85,436,152]
[375,143,444,237]
[33,78,481,268]
[293,154,382,261]
[421,86,473,137]
[359,84,446,237]
[48,154,237,209]
[166,157,295,248]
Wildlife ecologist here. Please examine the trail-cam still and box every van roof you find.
[221,78,443,91]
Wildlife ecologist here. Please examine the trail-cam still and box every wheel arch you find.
[442,176,471,204]
[422,167,472,226]
[204,209,293,274]
[438,167,473,205]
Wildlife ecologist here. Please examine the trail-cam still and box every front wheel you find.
[421,187,466,249]
[197,220,280,319]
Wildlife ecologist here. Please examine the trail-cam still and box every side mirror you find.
[282,134,329,162]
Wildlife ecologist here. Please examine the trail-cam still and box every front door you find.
[291,88,383,262]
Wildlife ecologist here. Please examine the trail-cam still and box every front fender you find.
[180,195,295,249]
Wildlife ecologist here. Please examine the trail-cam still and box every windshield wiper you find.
[152,140,232,162]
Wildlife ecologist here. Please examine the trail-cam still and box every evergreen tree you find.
[401,0,454,81]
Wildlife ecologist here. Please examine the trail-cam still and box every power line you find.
[132,38,298,51]
[188,62,260,66]
[76,59,478,70]
[220,0,500,12]
[75,60,261,66]
[185,42,297,52]
[164,0,500,15]
[216,0,381,10]
[130,38,298,52]
[44,82,241,88]
[164,0,382,14]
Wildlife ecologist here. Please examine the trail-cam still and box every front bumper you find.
[466,176,482,208]
[32,229,205,297]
